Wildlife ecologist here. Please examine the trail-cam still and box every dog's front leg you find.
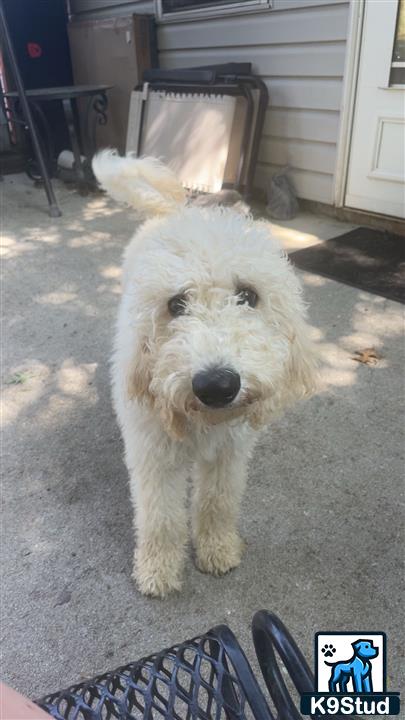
[192,438,252,576]
[126,425,190,598]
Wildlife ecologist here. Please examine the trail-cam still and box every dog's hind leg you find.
[328,669,341,693]
[192,433,253,576]
[124,416,191,597]
[339,675,350,693]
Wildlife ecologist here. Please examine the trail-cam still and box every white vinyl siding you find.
[70,0,351,204]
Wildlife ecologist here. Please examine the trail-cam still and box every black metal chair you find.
[35,610,315,720]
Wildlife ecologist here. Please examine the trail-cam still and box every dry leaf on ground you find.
[351,347,382,365]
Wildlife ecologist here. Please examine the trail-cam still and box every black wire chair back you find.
[36,611,316,720]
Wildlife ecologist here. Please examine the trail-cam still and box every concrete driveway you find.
[2,176,404,700]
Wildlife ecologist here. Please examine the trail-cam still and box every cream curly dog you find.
[93,151,317,598]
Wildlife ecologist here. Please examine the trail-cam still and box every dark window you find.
[390,0,405,85]
[162,0,256,13]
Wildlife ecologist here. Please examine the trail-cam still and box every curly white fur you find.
[92,150,186,217]
[93,152,317,597]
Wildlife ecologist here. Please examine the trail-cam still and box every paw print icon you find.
[321,644,336,659]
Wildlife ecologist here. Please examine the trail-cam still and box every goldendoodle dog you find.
[92,151,317,597]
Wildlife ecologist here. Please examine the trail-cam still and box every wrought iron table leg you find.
[62,97,87,193]
[85,91,108,160]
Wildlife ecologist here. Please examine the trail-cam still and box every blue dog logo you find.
[300,631,400,716]
[325,639,379,693]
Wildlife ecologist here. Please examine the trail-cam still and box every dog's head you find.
[352,640,379,660]
[94,152,318,439]
[120,208,317,438]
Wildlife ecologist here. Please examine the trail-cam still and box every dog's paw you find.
[133,546,183,598]
[195,533,244,576]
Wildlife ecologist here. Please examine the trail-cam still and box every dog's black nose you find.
[192,367,241,407]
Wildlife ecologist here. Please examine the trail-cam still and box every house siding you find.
[70,0,351,204]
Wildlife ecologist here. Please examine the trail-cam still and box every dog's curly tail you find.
[92,150,186,217]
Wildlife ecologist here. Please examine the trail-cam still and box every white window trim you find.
[155,0,272,23]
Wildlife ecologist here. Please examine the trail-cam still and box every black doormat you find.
[289,227,405,303]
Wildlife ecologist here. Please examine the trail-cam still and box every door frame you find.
[334,0,366,208]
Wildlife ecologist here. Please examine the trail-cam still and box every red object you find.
[27,42,42,59]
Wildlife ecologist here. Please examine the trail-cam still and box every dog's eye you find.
[168,293,187,317]
[236,287,258,308]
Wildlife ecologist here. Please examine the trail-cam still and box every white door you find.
[345,0,405,218]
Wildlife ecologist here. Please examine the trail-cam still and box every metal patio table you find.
[5,84,112,192]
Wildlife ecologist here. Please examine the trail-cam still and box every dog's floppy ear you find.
[92,150,186,217]
[125,338,154,402]
[247,305,318,431]
[284,317,318,403]
[352,640,371,651]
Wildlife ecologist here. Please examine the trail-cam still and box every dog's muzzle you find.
[192,367,241,408]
